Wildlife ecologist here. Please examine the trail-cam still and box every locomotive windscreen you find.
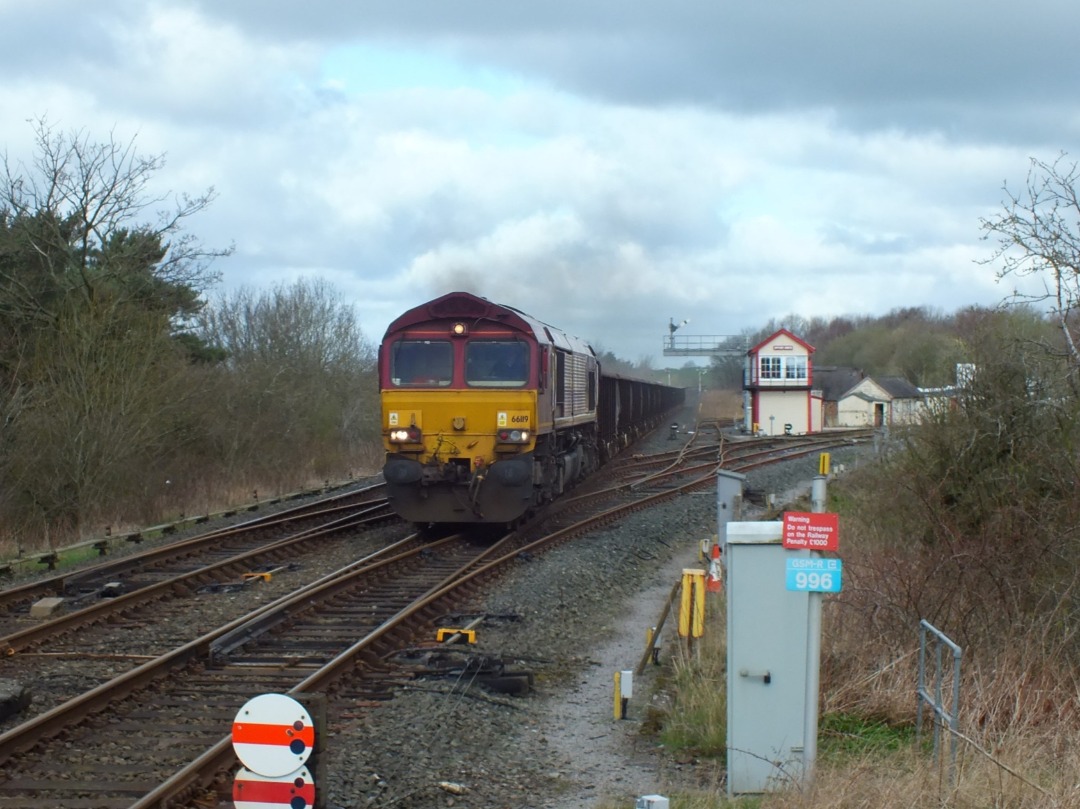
[390,340,452,386]
[465,341,529,387]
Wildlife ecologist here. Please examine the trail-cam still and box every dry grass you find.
[653,609,1080,808]
[699,389,744,424]
[657,602,728,757]
[649,464,1080,808]
[0,442,386,561]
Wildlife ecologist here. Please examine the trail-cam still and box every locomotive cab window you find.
[390,340,453,386]
[466,341,529,387]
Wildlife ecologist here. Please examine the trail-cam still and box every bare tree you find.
[0,119,228,538]
[981,153,1080,371]
[7,310,196,532]
[0,117,228,315]
[196,278,379,486]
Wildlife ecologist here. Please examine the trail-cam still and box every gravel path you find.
[322,493,719,809]
[531,535,707,808]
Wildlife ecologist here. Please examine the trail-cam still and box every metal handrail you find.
[916,619,962,786]
[662,334,747,355]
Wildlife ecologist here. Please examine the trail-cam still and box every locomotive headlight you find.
[389,427,422,443]
[497,429,530,444]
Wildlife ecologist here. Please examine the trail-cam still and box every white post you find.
[804,475,827,783]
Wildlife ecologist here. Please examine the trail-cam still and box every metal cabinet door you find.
[726,527,809,794]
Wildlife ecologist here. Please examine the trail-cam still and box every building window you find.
[759,354,807,382]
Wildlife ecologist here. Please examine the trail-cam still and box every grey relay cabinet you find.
[725,521,817,795]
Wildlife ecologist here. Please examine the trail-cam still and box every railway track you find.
[0,472,696,808]
[0,532,472,807]
[0,486,402,737]
[0,483,392,625]
[571,428,873,519]
[0,419,872,807]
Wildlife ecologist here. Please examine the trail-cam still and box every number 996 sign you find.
[785,557,842,592]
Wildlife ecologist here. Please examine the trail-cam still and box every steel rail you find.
[28,442,808,805]
[0,502,392,656]
[131,530,524,808]
[0,532,434,766]
[0,482,389,614]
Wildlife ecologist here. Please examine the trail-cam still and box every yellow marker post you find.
[678,569,707,639]
[691,570,705,639]
[678,570,693,637]
[613,670,632,720]
[645,626,661,665]
[819,452,831,476]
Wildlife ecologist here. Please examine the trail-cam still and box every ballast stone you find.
[637,797,670,809]
[0,678,31,721]
[30,596,64,617]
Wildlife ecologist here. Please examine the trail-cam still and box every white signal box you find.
[725,521,818,795]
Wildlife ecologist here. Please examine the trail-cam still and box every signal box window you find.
[759,355,807,382]
[391,340,452,386]
[785,357,808,380]
[466,341,529,387]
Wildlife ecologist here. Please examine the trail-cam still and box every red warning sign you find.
[782,511,839,551]
[233,765,315,809]
[232,693,315,778]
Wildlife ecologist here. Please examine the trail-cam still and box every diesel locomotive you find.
[379,291,681,525]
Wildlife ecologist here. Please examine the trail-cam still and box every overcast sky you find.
[2,1,1077,364]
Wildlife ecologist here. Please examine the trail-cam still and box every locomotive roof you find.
[384,291,595,356]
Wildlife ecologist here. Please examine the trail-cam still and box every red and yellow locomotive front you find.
[380,296,545,524]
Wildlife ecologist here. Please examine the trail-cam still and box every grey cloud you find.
[185,0,1080,144]
[0,5,120,78]
[820,225,914,256]
[0,0,1059,364]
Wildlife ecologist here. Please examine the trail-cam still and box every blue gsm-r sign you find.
[785,557,842,592]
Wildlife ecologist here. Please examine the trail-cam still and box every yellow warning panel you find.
[436,628,476,643]
[819,452,831,475]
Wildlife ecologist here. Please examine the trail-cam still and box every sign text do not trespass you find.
[782,511,839,551]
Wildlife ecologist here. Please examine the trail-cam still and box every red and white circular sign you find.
[232,693,315,777]
[233,765,315,809]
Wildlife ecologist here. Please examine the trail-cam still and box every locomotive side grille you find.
[569,353,590,415]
